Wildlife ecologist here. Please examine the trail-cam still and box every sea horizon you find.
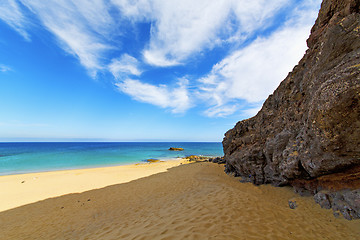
[0,142,223,176]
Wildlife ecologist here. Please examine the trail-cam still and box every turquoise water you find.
[0,142,223,175]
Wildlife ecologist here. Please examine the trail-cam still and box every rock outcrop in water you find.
[222,0,360,219]
[168,147,184,151]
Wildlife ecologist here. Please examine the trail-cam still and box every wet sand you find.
[0,162,359,239]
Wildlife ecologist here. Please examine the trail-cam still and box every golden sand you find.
[0,162,359,239]
[0,159,186,212]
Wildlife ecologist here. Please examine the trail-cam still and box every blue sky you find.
[0,0,321,142]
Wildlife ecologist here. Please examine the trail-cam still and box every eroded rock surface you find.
[222,0,360,219]
[314,190,360,220]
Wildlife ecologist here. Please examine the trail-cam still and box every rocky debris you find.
[184,155,209,162]
[222,0,360,219]
[314,190,360,220]
[146,159,160,163]
[168,147,184,151]
[314,191,332,209]
[288,199,298,209]
[209,157,226,164]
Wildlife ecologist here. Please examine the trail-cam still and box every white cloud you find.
[142,0,231,66]
[109,54,142,78]
[71,0,114,37]
[110,0,152,21]
[146,0,289,66]
[0,0,321,117]
[198,0,320,117]
[230,0,288,33]
[204,104,238,118]
[19,0,113,77]
[116,78,191,113]
[0,0,30,40]
[142,50,179,67]
[111,0,288,67]
[0,64,12,72]
[241,106,262,118]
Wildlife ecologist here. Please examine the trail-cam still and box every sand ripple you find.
[0,163,359,239]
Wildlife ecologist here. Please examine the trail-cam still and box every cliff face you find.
[223,0,360,188]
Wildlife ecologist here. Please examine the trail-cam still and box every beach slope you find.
[0,162,359,240]
[0,159,185,212]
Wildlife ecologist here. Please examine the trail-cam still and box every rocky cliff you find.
[222,0,360,218]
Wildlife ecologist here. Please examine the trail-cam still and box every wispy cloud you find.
[109,54,142,78]
[0,0,30,40]
[116,78,191,113]
[197,1,320,117]
[126,0,288,67]
[0,64,12,72]
[204,104,238,118]
[109,0,311,114]
[110,0,152,21]
[19,0,114,77]
[241,106,262,119]
[0,64,12,73]
[0,0,321,118]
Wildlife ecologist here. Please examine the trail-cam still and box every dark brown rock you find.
[184,155,209,162]
[222,0,360,219]
[288,199,298,209]
[315,189,360,220]
[209,157,226,164]
[291,165,360,194]
[314,191,332,209]
[223,0,360,186]
[168,147,184,151]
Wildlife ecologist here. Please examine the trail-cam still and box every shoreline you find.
[0,158,188,212]
[0,157,185,177]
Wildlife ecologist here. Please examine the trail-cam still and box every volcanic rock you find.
[314,189,360,220]
[168,147,184,151]
[209,157,226,164]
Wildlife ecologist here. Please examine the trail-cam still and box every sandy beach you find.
[0,161,359,240]
[0,159,186,212]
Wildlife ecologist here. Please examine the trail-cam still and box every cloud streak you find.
[116,78,191,113]
[197,1,320,117]
[121,0,289,67]
[0,64,12,72]
[19,0,114,76]
[0,0,30,40]
[109,54,142,78]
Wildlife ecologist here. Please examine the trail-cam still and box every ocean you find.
[0,142,223,175]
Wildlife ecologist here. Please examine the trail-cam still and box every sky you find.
[0,0,321,142]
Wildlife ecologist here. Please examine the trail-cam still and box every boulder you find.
[168,147,184,151]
